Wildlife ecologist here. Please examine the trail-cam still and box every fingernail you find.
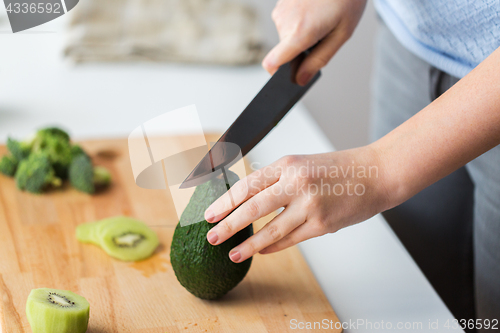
[298,72,312,86]
[205,209,215,222]
[207,231,218,245]
[229,251,241,263]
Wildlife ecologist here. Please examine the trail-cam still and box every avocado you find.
[170,170,253,300]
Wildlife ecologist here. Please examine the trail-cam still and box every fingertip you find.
[262,56,270,70]
[229,250,242,263]
[207,230,218,245]
[297,71,313,86]
[297,69,318,86]
[262,57,277,75]
[205,209,215,222]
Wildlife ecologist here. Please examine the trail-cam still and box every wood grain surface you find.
[0,135,341,333]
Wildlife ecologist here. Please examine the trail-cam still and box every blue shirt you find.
[374,0,500,78]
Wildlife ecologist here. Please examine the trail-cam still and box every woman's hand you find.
[204,146,392,263]
[263,0,367,85]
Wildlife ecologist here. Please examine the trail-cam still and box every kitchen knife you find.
[179,50,321,189]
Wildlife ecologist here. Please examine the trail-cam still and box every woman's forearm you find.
[373,47,500,208]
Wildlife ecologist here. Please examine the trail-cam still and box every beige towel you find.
[64,0,263,64]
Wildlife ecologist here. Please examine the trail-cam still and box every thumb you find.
[262,36,314,75]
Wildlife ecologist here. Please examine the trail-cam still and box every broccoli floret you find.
[32,135,73,179]
[7,138,31,161]
[69,154,111,194]
[15,152,62,193]
[69,154,93,193]
[0,155,18,176]
[35,127,70,143]
[6,126,70,163]
[27,127,73,179]
[29,126,70,152]
[70,144,88,159]
[4,126,110,195]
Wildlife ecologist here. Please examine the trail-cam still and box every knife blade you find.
[179,51,321,189]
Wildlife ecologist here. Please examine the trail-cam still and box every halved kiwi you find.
[26,288,90,333]
[76,216,159,262]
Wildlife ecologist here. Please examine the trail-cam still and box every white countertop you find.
[0,14,462,332]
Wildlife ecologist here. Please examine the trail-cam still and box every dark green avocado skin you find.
[170,171,253,300]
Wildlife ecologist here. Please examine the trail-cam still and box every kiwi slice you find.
[98,217,159,261]
[26,288,90,333]
[76,216,159,262]
[75,222,100,246]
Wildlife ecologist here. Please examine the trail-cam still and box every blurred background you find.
[0,0,377,150]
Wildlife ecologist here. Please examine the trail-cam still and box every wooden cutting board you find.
[0,135,341,333]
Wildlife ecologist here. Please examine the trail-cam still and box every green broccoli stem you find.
[93,166,111,186]
[51,177,62,187]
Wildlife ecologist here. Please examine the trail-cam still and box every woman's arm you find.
[376,46,500,207]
